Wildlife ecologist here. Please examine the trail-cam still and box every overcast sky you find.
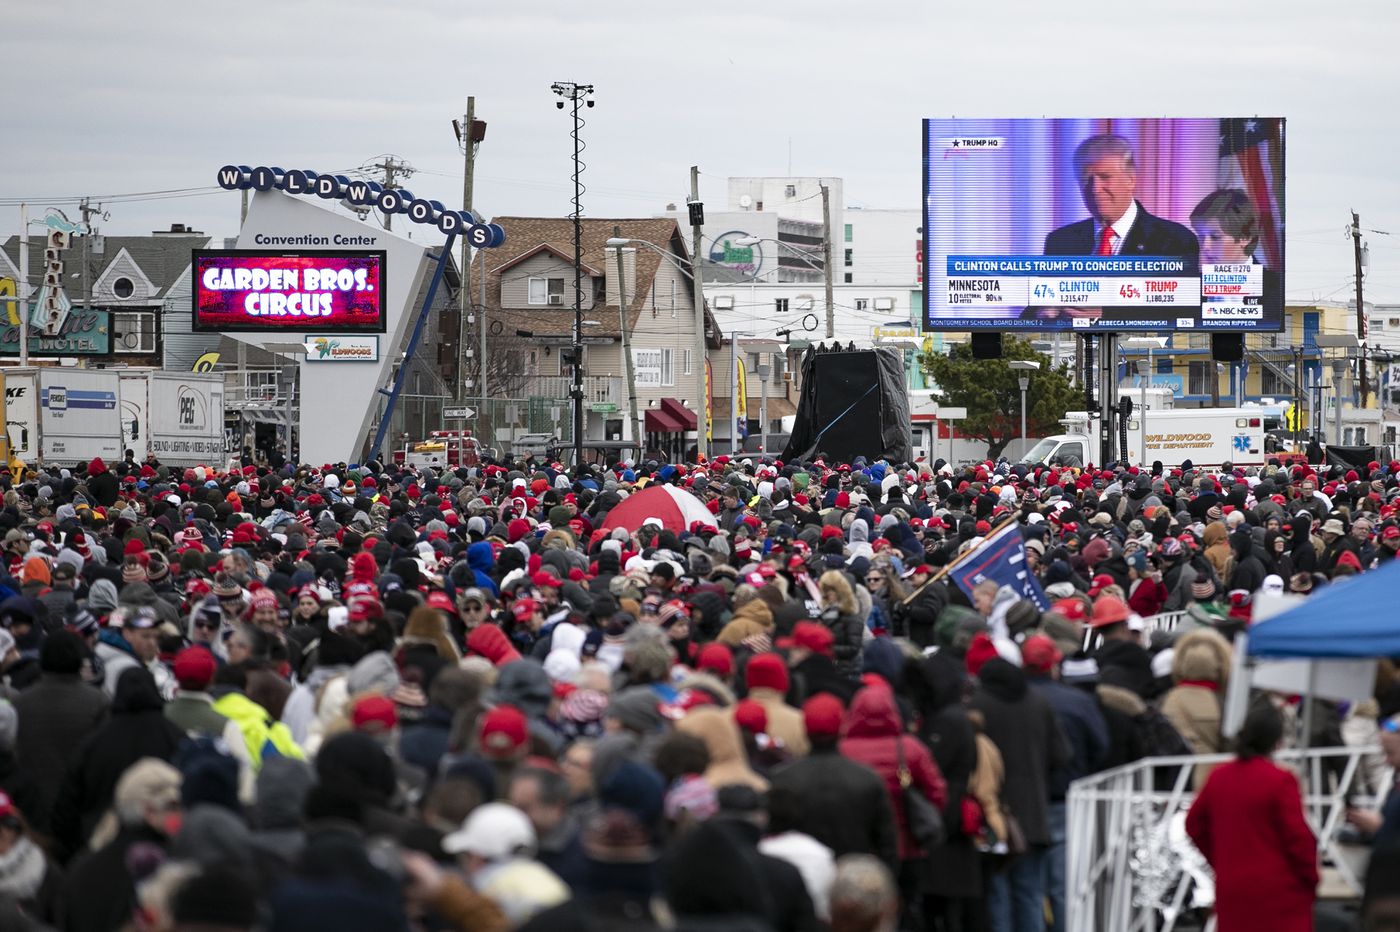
[6,0,1399,302]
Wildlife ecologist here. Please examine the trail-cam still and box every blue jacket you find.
[466,541,498,595]
[1029,675,1109,801]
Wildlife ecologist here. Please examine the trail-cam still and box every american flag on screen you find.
[1218,117,1285,269]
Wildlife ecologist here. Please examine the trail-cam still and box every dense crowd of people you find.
[0,447,1396,931]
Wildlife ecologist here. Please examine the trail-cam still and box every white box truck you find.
[31,369,125,466]
[1018,407,1267,469]
[118,370,226,468]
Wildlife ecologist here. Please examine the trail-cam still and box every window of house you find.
[1260,367,1286,396]
[784,184,797,198]
[682,349,692,376]
[113,277,135,299]
[844,273,853,284]
[112,311,156,354]
[844,249,853,267]
[844,223,853,243]
[775,298,789,313]
[529,277,566,305]
[634,348,673,387]
[855,299,869,312]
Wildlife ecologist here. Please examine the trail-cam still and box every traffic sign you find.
[443,406,475,419]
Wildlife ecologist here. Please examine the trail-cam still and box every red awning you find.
[644,407,685,433]
[659,397,698,430]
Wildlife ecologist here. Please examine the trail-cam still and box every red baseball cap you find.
[511,598,541,623]
[1087,574,1116,597]
[351,695,398,733]
[793,621,835,656]
[478,705,529,759]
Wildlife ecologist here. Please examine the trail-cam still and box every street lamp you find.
[1008,360,1039,443]
[551,80,594,468]
[607,236,709,458]
[1316,333,1360,448]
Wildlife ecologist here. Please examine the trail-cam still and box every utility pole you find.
[821,184,835,339]
[455,98,480,404]
[368,156,415,231]
[17,204,28,367]
[689,166,709,458]
[1353,210,1369,406]
[613,226,641,447]
[78,197,102,319]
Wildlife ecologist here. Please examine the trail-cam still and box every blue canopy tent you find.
[1248,558,1400,658]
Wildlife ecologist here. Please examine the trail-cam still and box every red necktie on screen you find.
[1096,226,1116,256]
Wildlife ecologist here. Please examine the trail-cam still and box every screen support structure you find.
[368,232,457,463]
[1098,333,1117,466]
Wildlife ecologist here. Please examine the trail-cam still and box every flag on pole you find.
[948,522,1050,611]
[1218,118,1284,270]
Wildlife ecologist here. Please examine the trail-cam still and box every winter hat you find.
[733,699,767,734]
[351,695,398,734]
[964,632,1001,676]
[744,652,789,693]
[173,647,217,691]
[802,693,844,741]
[695,643,734,679]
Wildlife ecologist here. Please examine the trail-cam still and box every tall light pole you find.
[551,81,594,468]
[1009,360,1039,445]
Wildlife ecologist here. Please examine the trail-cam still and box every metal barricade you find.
[1067,746,1379,932]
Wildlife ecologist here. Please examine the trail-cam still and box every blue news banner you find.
[927,255,1263,331]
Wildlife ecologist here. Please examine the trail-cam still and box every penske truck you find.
[1018,407,1267,469]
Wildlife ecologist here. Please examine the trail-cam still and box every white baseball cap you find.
[441,803,536,861]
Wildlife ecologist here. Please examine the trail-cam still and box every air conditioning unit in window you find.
[547,294,563,306]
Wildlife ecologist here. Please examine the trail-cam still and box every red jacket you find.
[1127,577,1168,618]
[839,684,946,860]
[1185,756,1318,932]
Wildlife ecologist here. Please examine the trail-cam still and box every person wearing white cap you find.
[441,802,569,926]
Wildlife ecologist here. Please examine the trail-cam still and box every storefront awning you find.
[644,407,685,433]
[659,397,697,430]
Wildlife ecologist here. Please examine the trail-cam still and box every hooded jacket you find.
[676,707,768,793]
[1202,521,1234,584]
[970,659,1066,847]
[466,542,499,595]
[1226,529,1266,594]
[1161,627,1232,776]
[838,684,947,860]
[51,667,186,859]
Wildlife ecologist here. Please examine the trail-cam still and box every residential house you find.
[472,217,719,458]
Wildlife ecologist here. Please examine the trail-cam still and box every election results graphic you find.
[192,250,387,333]
[922,117,1285,332]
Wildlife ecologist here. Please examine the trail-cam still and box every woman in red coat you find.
[1185,701,1319,931]
[839,681,947,917]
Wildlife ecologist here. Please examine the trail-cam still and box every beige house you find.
[473,217,720,457]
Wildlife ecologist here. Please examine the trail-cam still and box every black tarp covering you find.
[782,346,912,463]
[1325,445,1385,469]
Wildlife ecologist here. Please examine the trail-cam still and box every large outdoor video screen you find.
[922,118,1285,332]
[192,250,386,333]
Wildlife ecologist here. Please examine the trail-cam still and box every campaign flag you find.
[1218,117,1284,270]
[948,522,1049,611]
